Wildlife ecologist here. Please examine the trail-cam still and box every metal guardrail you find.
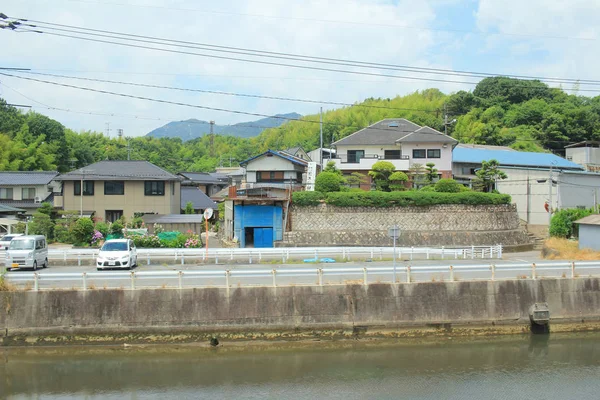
[4,261,598,291]
[0,245,503,265]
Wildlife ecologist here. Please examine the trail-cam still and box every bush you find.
[28,212,54,239]
[71,217,95,245]
[315,171,344,193]
[549,208,594,239]
[95,221,109,238]
[110,219,124,235]
[53,223,72,243]
[128,216,145,229]
[131,234,162,248]
[292,191,325,206]
[434,178,463,193]
[389,171,408,191]
[321,191,511,208]
[419,185,436,192]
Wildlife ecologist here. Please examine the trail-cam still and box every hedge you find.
[292,190,510,207]
[292,191,326,206]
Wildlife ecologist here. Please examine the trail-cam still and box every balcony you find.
[331,154,410,171]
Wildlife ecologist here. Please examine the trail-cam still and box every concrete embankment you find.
[2,278,600,346]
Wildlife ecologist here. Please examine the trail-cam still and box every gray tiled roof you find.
[283,146,301,155]
[143,214,206,224]
[0,204,25,212]
[178,172,225,184]
[181,187,218,210]
[58,161,180,181]
[0,171,59,186]
[397,126,458,144]
[332,119,421,146]
[575,215,600,225]
[0,200,49,209]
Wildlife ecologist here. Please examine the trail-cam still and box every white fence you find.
[5,261,599,291]
[1,245,503,266]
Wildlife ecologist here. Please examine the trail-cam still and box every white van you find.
[5,235,48,271]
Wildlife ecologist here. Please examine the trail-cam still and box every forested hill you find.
[146,112,302,140]
[1,77,599,174]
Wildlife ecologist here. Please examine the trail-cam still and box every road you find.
[6,251,599,290]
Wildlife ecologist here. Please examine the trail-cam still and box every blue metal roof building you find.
[453,147,584,171]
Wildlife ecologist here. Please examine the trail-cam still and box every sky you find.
[1,0,599,137]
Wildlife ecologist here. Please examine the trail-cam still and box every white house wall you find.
[401,143,453,171]
[245,156,304,172]
[557,172,600,210]
[566,147,600,166]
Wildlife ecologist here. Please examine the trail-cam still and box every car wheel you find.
[97,267,102,271]
[32,261,37,271]
[43,258,48,268]
[5,267,11,273]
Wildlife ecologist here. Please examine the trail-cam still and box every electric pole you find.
[319,107,323,169]
[105,122,111,138]
[209,120,215,157]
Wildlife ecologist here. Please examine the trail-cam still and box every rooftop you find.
[452,147,584,170]
[178,172,227,184]
[142,214,206,224]
[575,215,600,226]
[332,118,421,146]
[397,126,458,144]
[58,161,180,181]
[0,171,59,186]
[180,187,218,210]
[240,150,309,167]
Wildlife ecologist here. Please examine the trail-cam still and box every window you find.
[104,181,125,195]
[22,187,36,200]
[257,171,284,182]
[297,172,303,183]
[347,150,365,163]
[74,181,94,196]
[427,149,441,158]
[412,149,426,159]
[145,181,165,196]
[384,150,402,160]
[0,188,13,200]
[105,210,123,223]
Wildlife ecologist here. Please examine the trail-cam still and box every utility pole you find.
[127,138,131,160]
[444,103,448,136]
[209,120,215,157]
[105,122,111,138]
[548,164,553,229]
[319,107,323,169]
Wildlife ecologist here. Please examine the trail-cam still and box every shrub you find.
[419,185,436,192]
[161,233,188,248]
[95,221,109,238]
[28,212,54,239]
[128,216,145,229]
[38,202,54,215]
[293,191,325,206]
[53,223,72,243]
[91,230,104,246]
[549,208,594,239]
[131,234,162,248]
[389,171,408,191]
[110,219,124,235]
[321,191,511,208]
[434,178,463,193]
[315,171,344,193]
[71,217,95,245]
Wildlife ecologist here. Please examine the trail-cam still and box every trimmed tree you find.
[425,162,438,184]
[368,161,396,191]
[475,159,507,192]
[389,171,409,191]
[315,171,344,193]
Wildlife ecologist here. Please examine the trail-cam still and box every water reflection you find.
[2,333,600,399]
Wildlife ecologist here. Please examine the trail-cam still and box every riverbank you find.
[2,277,600,346]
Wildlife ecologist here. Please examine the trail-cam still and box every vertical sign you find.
[306,162,317,191]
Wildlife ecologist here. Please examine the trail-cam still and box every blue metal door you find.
[254,228,273,248]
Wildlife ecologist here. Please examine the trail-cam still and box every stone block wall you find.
[280,204,530,247]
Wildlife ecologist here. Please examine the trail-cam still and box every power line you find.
[19,71,442,113]
[57,0,598,42]
[4,15,600,89]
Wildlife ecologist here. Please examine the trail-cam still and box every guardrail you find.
[0,245,503,265]
[4,261,598,291]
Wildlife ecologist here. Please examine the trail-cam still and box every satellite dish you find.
[203,208,214,220]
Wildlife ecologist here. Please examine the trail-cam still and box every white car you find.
[0,233,24,250]
[96,239,137,271]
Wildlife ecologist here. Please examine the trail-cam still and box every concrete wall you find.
[61,180,181,220]
[284,204,530,247]
[2,278,600,344]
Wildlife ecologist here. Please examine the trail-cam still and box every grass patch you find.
[0,274,17,291]
[542,238,600,260]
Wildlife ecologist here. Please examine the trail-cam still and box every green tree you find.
[38,202,54,215]
[368,161,396,191]
[345,172,368,188]
[315,171,344,193]
[408,163,427,189]
[425,163,438,184]
[434,178,463,193]
[71,217,95,245]
[28,212,55,239]
[323,160,342,176]
[389,171,408,191]
[474,159,507,192]
[184,201,195,214]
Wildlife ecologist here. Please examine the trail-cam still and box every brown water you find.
[2,333,600,399]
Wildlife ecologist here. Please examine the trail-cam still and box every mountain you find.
[146,112,302,141]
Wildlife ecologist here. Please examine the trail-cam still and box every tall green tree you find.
[474,159,507,192]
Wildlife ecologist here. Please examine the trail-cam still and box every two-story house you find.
[0,171,60,215]
[55,161,181,222]
[331,119,457,189]
[240,150,308,186]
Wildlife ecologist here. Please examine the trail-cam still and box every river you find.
[2,332,600,399]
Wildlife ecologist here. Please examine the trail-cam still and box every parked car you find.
[0,233,24,250]
[5,235,48,271]
[96,239,137,271]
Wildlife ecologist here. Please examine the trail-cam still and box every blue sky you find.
[1,0,599,136]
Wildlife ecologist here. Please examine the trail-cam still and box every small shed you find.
[574,215,600,251]
[142,214,206,236]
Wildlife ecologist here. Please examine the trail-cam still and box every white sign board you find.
[306,162,317,191]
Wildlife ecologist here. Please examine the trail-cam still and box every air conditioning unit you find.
[34,196,41,203]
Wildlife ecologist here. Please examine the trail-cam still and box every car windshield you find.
[101,242,128,251]
[9,239,35,250]
[2,236,15,242]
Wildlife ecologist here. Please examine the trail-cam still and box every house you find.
[180,186,218,214]
[282,146,311,161]
[0,171,60,216]
[54,161,181,223]
[452,145,600,231]
[331,119,457,189]
[307,147,336,167]
[0,203,25,234]
[575,215,600,251]
[177,172,229,197]
[240,149,308,187]
[565,141,600,173]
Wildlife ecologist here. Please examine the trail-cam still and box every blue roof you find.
[453,147,584,170]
